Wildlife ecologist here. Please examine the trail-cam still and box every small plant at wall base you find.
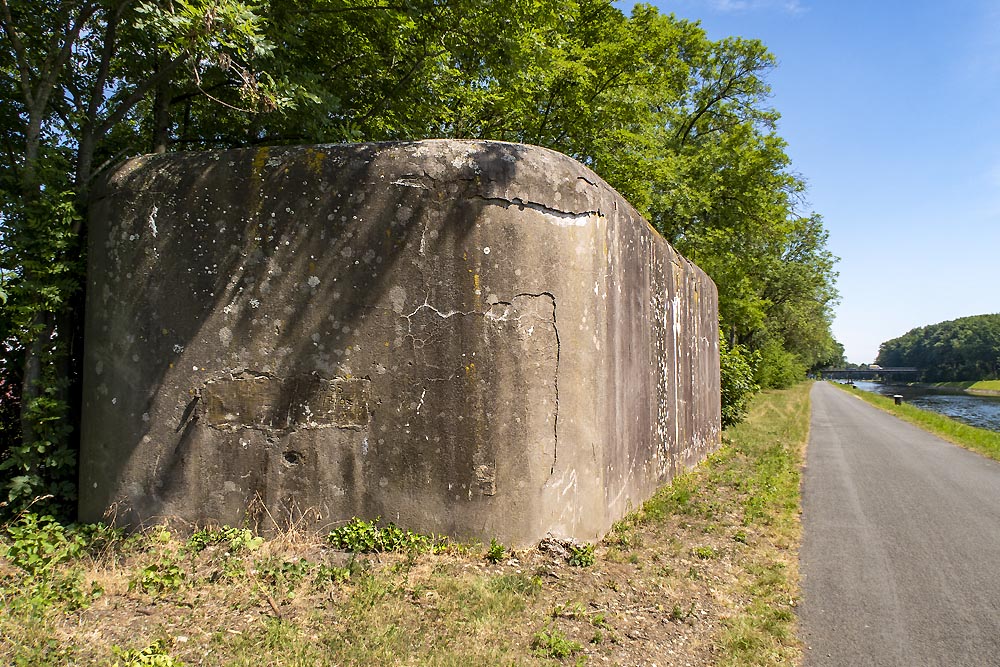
[568,542,595,567]
[185,525,263,555]
[485,537,506,563]
[5,512,85,576]
[129,557,185,596]
[327,517,441,553]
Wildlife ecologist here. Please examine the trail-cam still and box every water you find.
[851,381,1000,432]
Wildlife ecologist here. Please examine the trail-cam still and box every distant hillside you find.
[876,314,1000,382]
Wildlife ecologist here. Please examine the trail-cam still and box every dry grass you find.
[1,385,811,666]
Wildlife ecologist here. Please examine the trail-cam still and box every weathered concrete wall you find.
[80,140,720,546]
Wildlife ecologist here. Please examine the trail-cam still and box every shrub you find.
[720,336,760,427]
[754,339,805,390]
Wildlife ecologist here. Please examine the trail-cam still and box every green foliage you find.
[485,537,507,564]
[129,556,185,596]
[0,0,297,518]
[710,385,809,664]
[754,339,806,390]
[531,625,583,659]
[327,517,440,554]
[185,525,263,554]
[720,336,760,427]
[5,513,85,576]
[567,542,596,567]
[3,513,103,611]
[111,641,184,667]
[876,313,1000,381]
[256,556,313,596]
[603,521,643,551]
[255,0,840,389]
[17,571,103,613]
[314,561,354,587]
[639,472,698,522]
[693,546,717,560]
[0,190,83,517]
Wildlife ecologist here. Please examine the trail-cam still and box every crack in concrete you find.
[400,292,560,472]
[509,292,560,475]
[473,195,604,227]
[403,300,473,320]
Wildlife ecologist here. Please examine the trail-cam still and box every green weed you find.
[111,640,184,666]
[129,556,185,595]
[485,537,506,563]
[327,517,440,553]
[531,625,582,659]
[186,525,262,555]
[5,513,85,576]
[567,542,595,567]
[693,546,717,560]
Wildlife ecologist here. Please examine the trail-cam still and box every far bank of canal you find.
[851,381,1000,432]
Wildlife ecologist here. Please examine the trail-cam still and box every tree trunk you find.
[152,59,171,153]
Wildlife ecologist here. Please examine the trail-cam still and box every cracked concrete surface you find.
[474,195,605,227]
[80,140,720,546]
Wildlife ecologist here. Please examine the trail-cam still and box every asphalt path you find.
[799,381,1000,666]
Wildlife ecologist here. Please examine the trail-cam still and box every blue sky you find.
[632,1,1000,363]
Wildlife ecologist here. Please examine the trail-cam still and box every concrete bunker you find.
[80,140,721,546]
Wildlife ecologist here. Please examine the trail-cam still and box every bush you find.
[754,340,805,390]
[720,336,760,428]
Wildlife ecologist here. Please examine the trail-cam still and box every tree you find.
[0,0,301,514]
[877,314,1000,382]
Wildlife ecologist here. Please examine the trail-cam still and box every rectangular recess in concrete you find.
[201,374,371,430]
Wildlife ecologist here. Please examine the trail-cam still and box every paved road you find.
[799,382,1000,666]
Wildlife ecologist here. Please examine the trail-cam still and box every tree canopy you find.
[876,314,1000,382]
[0,0,840,517]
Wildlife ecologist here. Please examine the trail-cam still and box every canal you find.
[851,381,1000,432]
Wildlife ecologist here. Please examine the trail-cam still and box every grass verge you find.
[834,383,1000,462]
[929,380,1000,395]
[1,385,811,667]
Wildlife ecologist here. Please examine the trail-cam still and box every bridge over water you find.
[819,367,921,382]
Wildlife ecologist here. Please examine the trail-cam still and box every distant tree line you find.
[1,0,840,517]
[876,314,1000,381]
